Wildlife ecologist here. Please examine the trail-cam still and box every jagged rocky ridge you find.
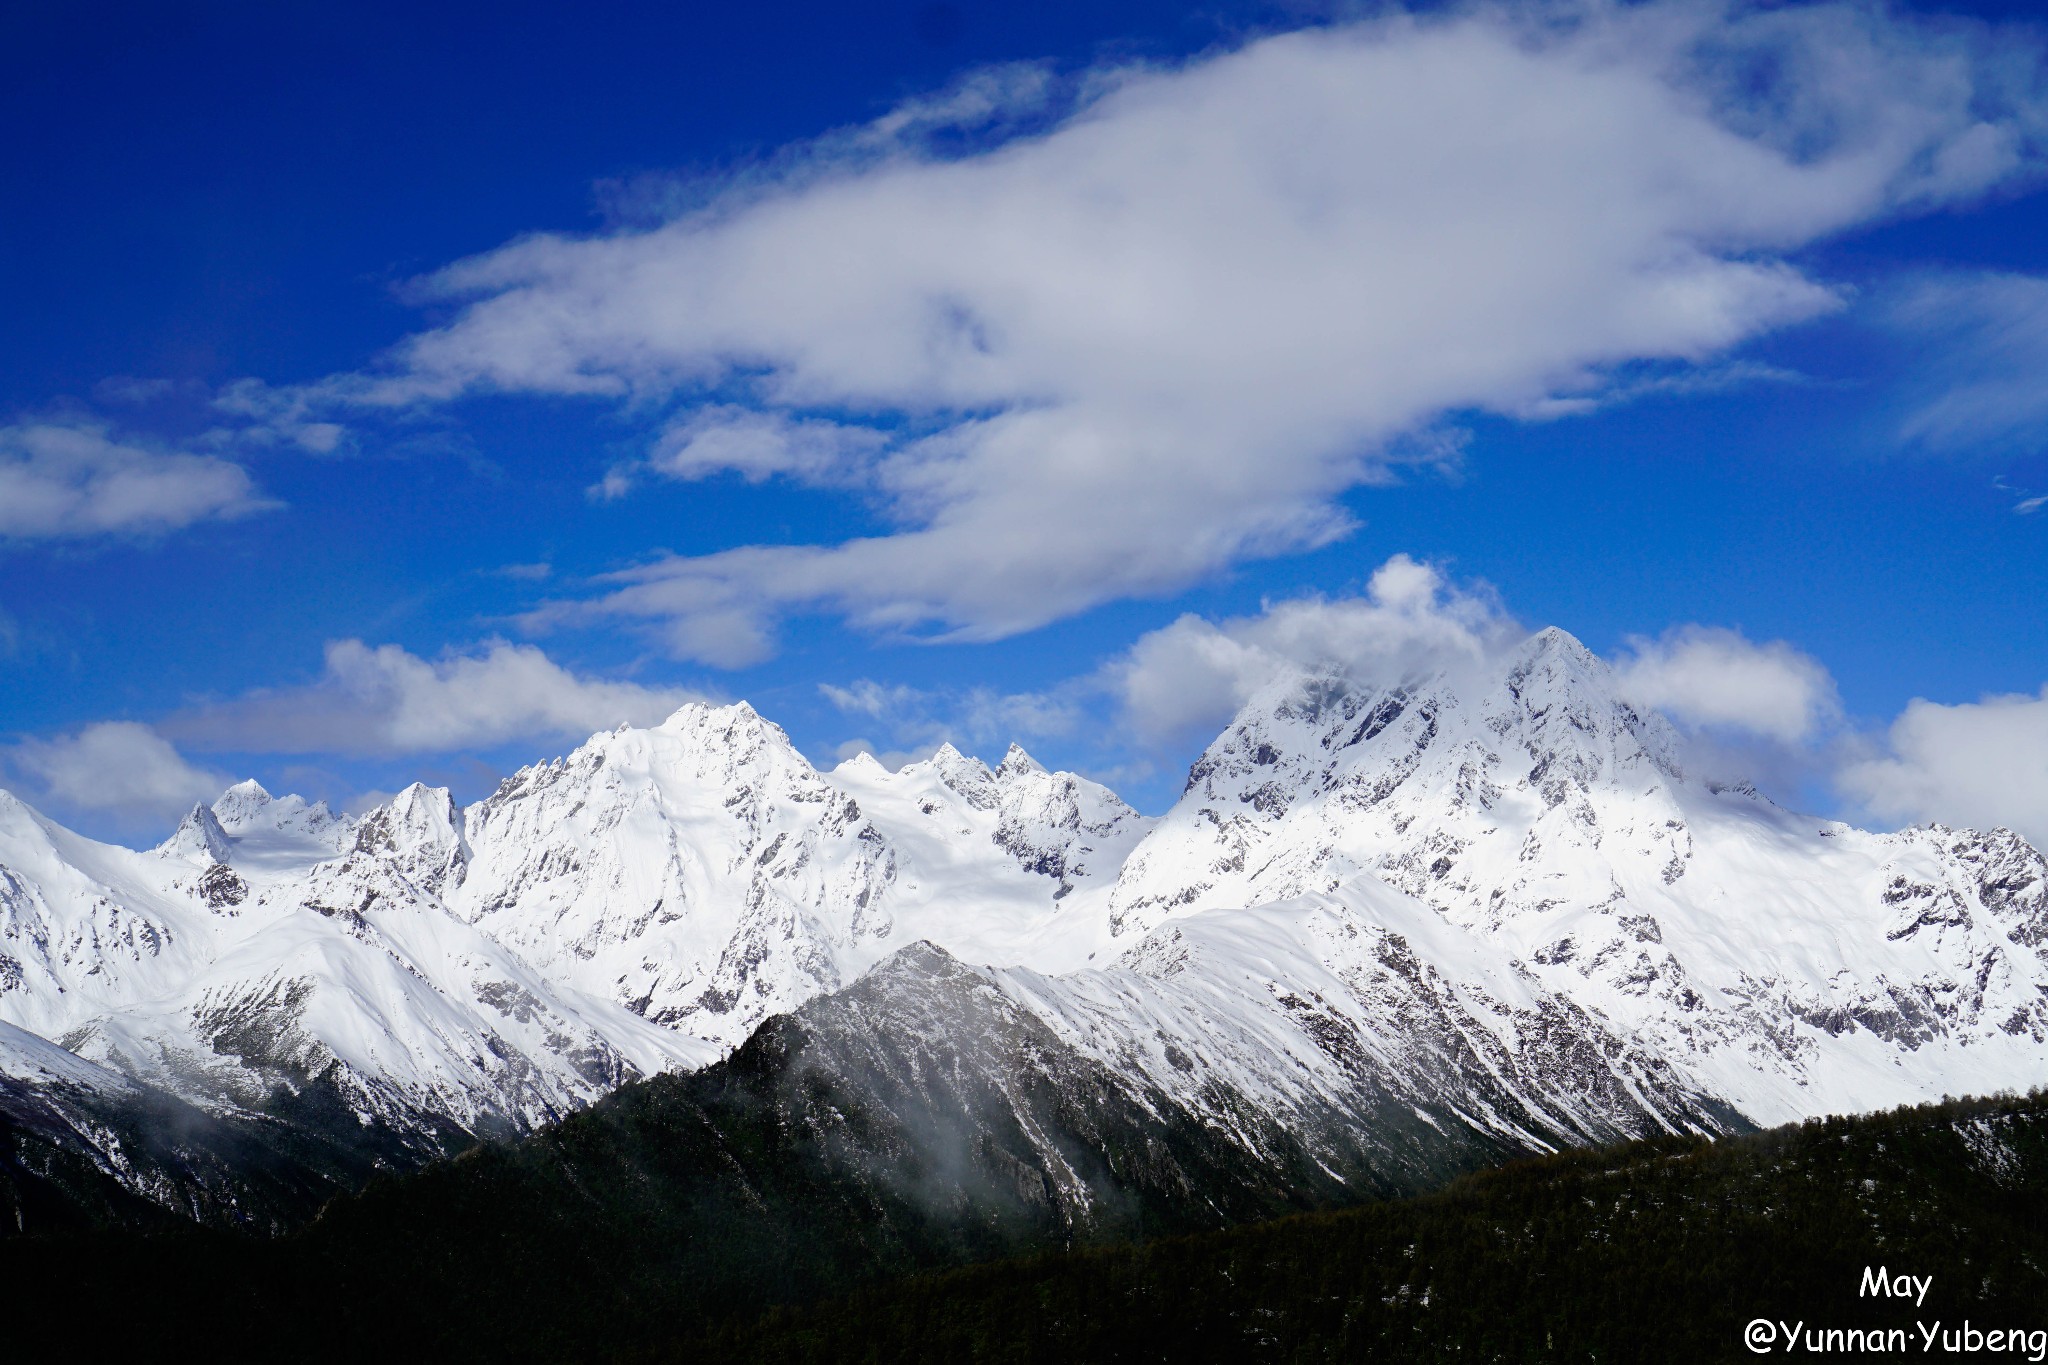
[0,627,2043,1229]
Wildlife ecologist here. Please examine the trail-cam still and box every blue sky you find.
[2,0,2045,843]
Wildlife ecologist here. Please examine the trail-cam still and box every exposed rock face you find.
[0,631,2044,1228]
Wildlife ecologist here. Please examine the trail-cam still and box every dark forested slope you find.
[0,946,1386,1360]
[708,1089,2048,1365]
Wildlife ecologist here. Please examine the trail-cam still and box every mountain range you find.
[4,625,2044,1233]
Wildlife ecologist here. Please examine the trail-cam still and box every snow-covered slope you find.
[0,779,708,1155]
[994,886,1739,1174]
[2,628,2044,1227]
[0,711,1151,1201]
[1104,628,2048,1123]
[443,706,1148,1051]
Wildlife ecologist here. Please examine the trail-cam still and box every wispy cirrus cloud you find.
[1890,272,2048,453]
[595,405,890,502]
[269,0,2048,665]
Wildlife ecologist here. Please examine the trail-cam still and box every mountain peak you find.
[160,802,235,865]
[211,779,273,831]
[1508,625,1611,688]
[651,697,800,759]
[655,697,756,731]
[1525,623,1588,654]
[1492,628,1684,781]
[1182,626,1686,812]
[656,700,707,729]
[389,780,454,814]
[996,743,1045,780]
[353,783,468,893]
[927,742,1000,809]
[208,780,345,847]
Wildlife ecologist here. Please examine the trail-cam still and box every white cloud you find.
[164,639,706,756]
[210,378,351,454]
[1839,686,2048,847]
[763,541,2048,851]
[597,405,889,499]
[1611,625,1841,743]
[0,418,274,540]
[1107,555,1517,751]
[818,675,1076,768]
[1891,272,2048,451]
[819,679,926,721]
[302,1,2046,662]
[809,555,1511,773]
[10,722,230,824]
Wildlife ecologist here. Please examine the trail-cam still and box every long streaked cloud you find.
[163,639,706,757]
[0,417,275,541]
[282,0,2048,664]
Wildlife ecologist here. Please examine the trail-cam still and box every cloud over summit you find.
[8,722,230,828]
[1612,626,1842,744]
[165,639,706,757]
[1841,686,2048,848]
[1107,555,1518,752]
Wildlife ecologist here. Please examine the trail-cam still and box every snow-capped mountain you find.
[441,706,1149,1051]
[2,626,2044,1226]
[0,706,1154,1212]
[0,779,705,1151]
[1108,628,2048,1123]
